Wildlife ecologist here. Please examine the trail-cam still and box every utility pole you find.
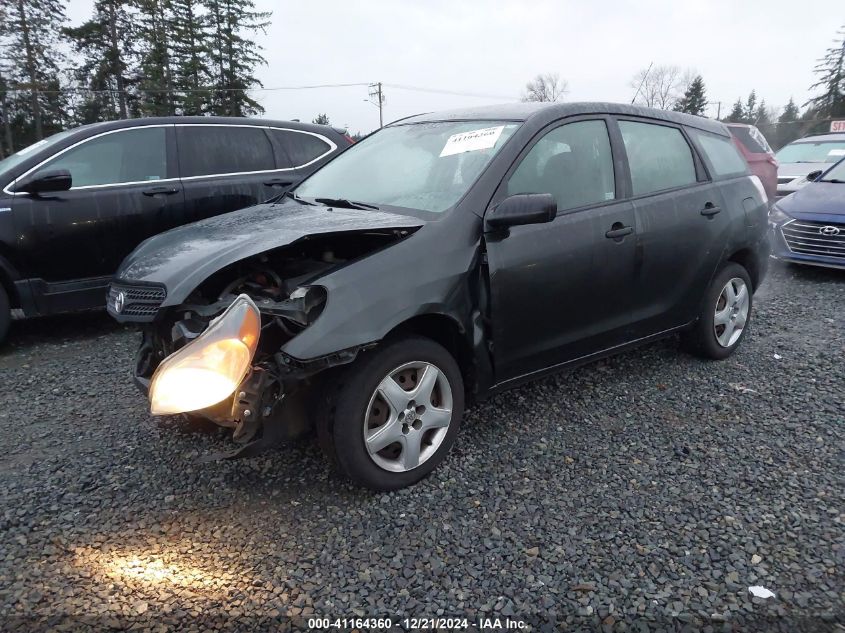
[367,82,385,128]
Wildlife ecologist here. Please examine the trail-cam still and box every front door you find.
[485,118,638,381]
[13,125,180,285]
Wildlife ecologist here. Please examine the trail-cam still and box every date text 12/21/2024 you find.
[308,617,528,630]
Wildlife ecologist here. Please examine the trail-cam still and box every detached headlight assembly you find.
[150,294,261,415]
[768,205,791,224]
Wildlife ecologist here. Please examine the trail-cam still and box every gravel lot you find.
[0,261,842,632]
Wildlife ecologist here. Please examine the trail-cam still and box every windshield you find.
[295,121,519,213]
[775,139,845,164]
[821,157,845,182]
[0,128,77,176]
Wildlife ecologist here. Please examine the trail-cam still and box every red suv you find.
[726,123,778,203]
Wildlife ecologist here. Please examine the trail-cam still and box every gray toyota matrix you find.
[109,103,770,490]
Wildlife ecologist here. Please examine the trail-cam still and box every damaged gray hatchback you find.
[109,103,770,490]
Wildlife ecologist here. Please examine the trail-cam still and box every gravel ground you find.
[0,261,842,632]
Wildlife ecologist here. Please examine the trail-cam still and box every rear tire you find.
[317,336,464,491]
[682,263,753,360]
[0,285,10,345]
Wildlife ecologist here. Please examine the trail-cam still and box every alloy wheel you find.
[363,361,453,472]
[713,277,749,348]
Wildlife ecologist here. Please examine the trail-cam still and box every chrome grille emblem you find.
[113,291,125,314]
[819,225,841,236]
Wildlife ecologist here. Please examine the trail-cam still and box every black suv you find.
[110,103,770,490]
[0,117,351,342]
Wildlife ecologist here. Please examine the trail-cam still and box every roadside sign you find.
[831,120,845,133]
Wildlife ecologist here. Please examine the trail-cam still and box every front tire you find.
[683,262,753,360]
[318,336,464,491]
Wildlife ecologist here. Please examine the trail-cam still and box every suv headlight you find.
[768,205,791,225]
[150,294,261,415]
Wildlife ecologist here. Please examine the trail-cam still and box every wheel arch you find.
[0,249,20,309]
[382,313,477,398]
[727,248,761,290]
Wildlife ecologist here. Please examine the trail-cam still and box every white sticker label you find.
[440,126,504,157]
[827,149,845,157]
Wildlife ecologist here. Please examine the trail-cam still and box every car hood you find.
[777,162,828,178]
[777,182,845,223]
[116,200,426,306]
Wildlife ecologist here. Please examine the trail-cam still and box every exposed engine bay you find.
[133,229,414,455]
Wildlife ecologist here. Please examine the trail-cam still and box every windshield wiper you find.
[314,197,380,210]
[820,178,845,183]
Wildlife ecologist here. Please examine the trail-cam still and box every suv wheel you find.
[683,262,753,360]
[318,336,464,491]
[0,285,10,345]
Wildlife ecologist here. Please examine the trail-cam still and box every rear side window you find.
[178,126,274,177]
[690,129,749,178]
[507,120,615,211]
[618,120,697,195]
[32,127,167,188]
[271,130,331,167]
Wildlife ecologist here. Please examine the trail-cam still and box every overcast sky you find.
[66,0,842,133]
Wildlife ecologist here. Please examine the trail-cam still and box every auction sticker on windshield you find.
[440,126,505,157]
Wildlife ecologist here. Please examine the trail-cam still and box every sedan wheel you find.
[713,277,749,348]
[319,336,464,491]
[364,361,453,472]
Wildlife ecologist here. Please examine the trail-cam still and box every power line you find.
[385,83,515,100]
[1,82,372,95]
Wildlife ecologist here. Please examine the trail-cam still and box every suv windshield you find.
[295,121,519,213]
[775,139,845,164]
[821,158,845,182]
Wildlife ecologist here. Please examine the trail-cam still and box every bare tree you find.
[630,65,686,109]
[521,72,568,103]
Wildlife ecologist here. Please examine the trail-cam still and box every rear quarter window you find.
[690,129,749,178]
[271,130,332,167]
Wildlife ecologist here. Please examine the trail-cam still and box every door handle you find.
[605,224,634,240]
[264,179,294,188]
[142,186,179,196]
[700,202,721,217]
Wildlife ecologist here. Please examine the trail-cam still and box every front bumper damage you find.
[134,318,367,460]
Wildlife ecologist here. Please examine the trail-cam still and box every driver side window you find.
[507,120,615,212]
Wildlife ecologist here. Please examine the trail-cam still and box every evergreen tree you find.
[779,97,800,123]
[312,113,330,125]
[169,0,211,115]
[673,75,707,116]
[807,26,845,118]
[726,99,745,123]
[64,0,139,123]
[135,0,176,116]
[753,99,770,126]
[744,90,758,123]
[205,0,270,116]
[0,0,68,143]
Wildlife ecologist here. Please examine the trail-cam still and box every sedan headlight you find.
[150,294,261,415]
[768,205,791,224]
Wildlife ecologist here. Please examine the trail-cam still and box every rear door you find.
[176,124,280,223]
[485,117,638,380]
[615,118,732,333]
[11,125,179,285]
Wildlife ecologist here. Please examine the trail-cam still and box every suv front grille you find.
[107,283,166,320]
[781,220,845,260]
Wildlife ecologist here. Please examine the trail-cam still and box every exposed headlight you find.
[768,205,791,224]
[149,294,261,415]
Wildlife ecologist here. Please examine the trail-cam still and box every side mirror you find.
[16,169,72,194]
[806,169,823,182]
[486,193,557,230]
